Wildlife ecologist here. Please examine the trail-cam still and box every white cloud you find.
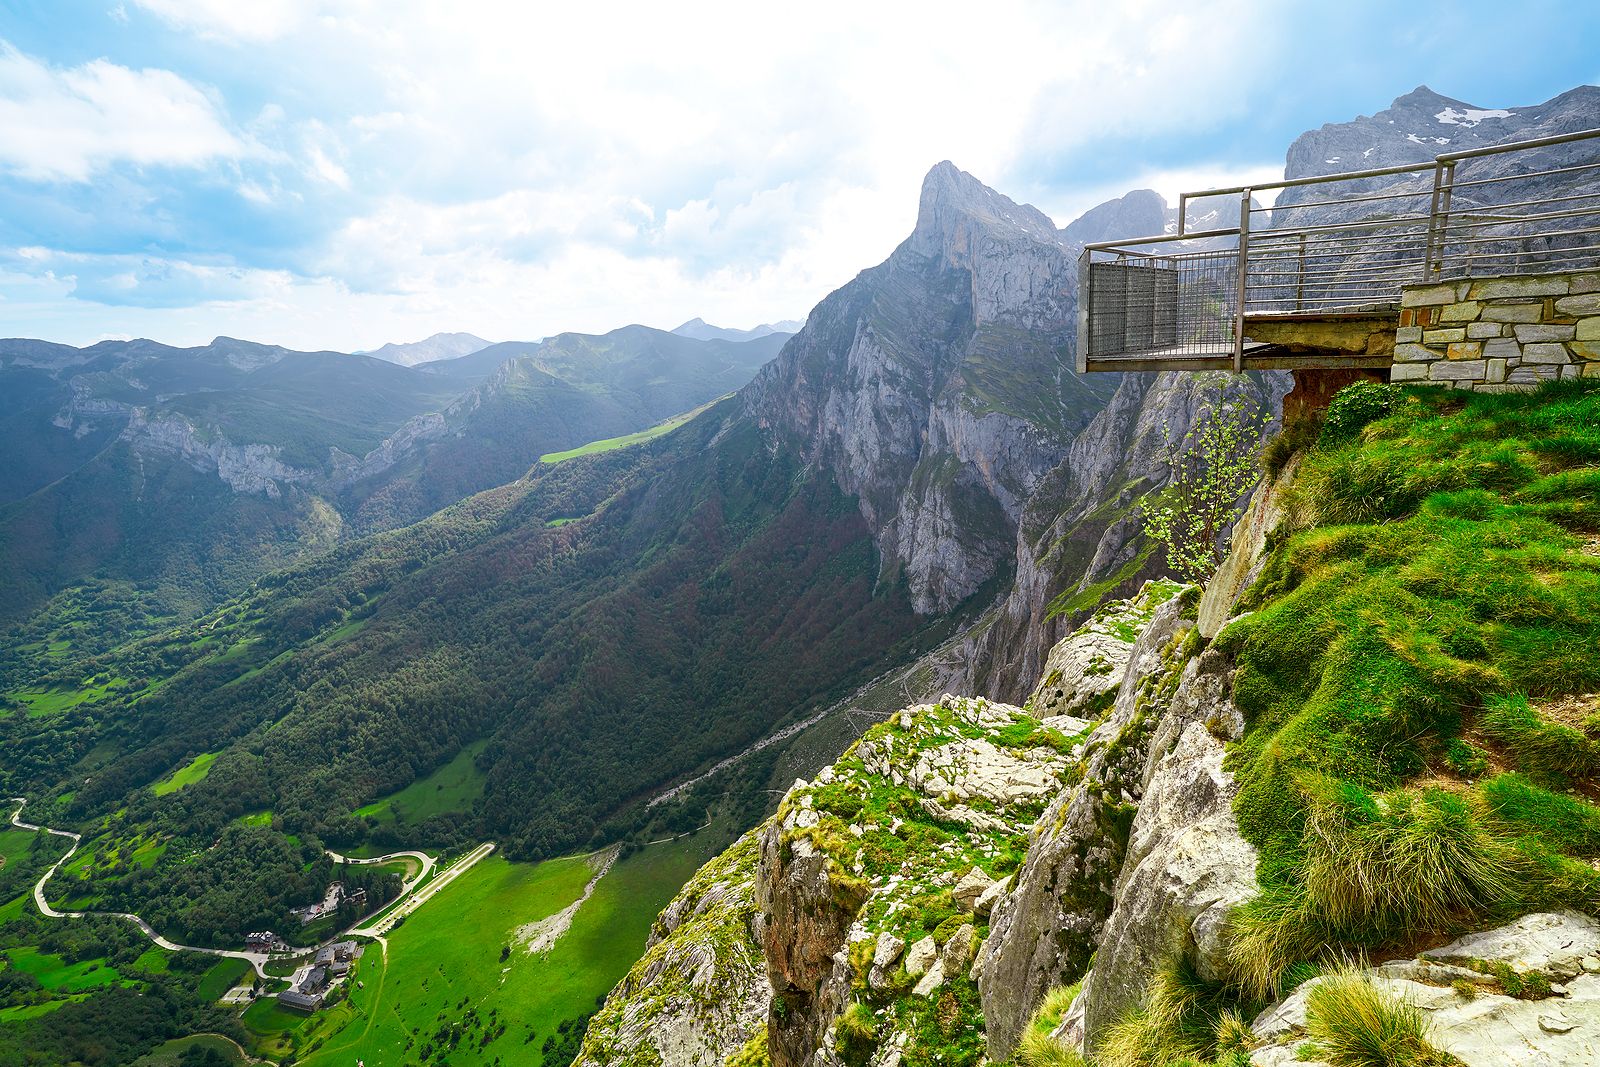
[130,0,317,43]
[0,43,245,181]
[6,0,1300,345]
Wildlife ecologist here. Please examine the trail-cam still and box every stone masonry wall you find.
[1392,270,1600,390]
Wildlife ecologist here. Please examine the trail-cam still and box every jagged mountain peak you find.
[1389,84,1474,111]
[1061,188,1167,247]
[910,161,1063,258]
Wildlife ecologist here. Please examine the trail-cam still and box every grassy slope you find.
[538,396,727,465]
[152,751,220,796]
[353,741,487,827]
[252,834,712,1066]
[1215,380,1600,991]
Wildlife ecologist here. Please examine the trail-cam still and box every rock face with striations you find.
[744,162,1122,614]
[976,583,1208,1057]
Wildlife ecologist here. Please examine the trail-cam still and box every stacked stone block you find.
[1392,270,1600,391]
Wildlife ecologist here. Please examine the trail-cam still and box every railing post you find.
[1076,247,1091,375]
[1437,160,1457,275]
[1423,159,1447,277]
[1295,232,1307,310]
[1233,189,1251,373]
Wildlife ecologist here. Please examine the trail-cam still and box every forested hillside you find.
[0,327,785,678]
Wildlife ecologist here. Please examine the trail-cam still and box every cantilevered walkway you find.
[1079,128,1600,375]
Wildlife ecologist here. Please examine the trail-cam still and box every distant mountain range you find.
[365,332,495,367]
[670,318,804,342]
[360,320,802,367]
[0,324,787,660]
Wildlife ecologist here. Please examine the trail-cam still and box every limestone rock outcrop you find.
[1249,912,1600,1067]
[573,829,771,1067]
[756,696,1076,1067]
[976,585,1199,1058]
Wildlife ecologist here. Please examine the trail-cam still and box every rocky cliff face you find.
[957,369,1288,702]
[574,829,770,1067]
[122,410,323,499]
[745,162,1122,614]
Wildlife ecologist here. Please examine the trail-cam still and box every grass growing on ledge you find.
[1097,958,1254,1067]
[1304,971,1462,1067]
[1216,379,1600,991]
[1015,983,1086,1067]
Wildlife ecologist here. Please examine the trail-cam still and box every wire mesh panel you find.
[1088,249,1236,358]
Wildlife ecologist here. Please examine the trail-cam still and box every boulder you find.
[872,933,906,971]
[974,876,1011,918]
[954,867,994,911]
[912,958,947,997]
[1249,912,1600,1067]
[904,936,938,978]
[943,924,977,976]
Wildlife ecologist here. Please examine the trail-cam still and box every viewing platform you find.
[1079,127,1600,391]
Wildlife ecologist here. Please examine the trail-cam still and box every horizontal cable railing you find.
[1079,127,1600,371]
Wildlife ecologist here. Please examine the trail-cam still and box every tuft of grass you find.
[1479,694,1600,788]
[1096,959,1240,1067]
[725,1026,772,1067]
[1228,784,1536,996]
[834,1001,880,1067]
[1016,983,1086,1067]
[1481,772,1600,857]
[1016,1026,1088,1067]
[1303,971,1462,1067]
[1302,787,1525,935]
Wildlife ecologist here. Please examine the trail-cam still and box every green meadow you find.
[8,674,123,718]
[537,396,725,465]
[132,1033,248,1066]
[152,750,221,795]
[4,947,123,993]
[247,832,715,1066]
[354,741,488,828]
[0,828,40,869]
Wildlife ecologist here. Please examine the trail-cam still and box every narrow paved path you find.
[7,798,275,978]
[326,847,435,901]
[8,797,485,984]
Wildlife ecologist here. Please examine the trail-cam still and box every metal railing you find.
[1079,127,1600,372]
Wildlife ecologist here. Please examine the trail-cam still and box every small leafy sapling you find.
[1139,384,1270,584]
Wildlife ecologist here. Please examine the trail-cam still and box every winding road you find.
[6,797,484,980]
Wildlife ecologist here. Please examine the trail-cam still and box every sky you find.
[1,0,1598,352]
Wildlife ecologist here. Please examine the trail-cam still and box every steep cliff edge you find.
[580,378,1600,1067]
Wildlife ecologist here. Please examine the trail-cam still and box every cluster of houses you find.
[277,940,359,1012]
[289,881,368,925]
[244,930,291,953]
